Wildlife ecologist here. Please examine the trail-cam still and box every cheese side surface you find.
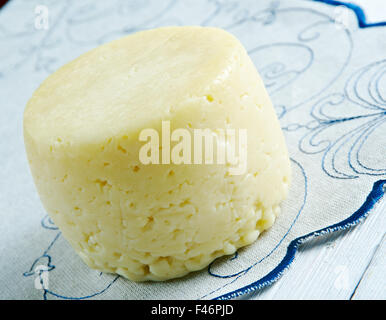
[23,26,291,281]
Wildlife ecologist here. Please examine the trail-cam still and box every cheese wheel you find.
[24,26,291,281]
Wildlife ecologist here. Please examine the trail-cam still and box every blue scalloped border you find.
[313,0,386,28]
[215,179,385,300]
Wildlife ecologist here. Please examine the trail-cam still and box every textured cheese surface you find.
[24,26,291,281]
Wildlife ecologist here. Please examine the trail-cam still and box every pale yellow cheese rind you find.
[24,26,291,281]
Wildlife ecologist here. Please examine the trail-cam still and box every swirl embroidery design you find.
[293,60,386,179]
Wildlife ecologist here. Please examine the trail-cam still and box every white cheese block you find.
[24,26,291,281]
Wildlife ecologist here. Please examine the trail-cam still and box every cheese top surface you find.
[24,26,242,145]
